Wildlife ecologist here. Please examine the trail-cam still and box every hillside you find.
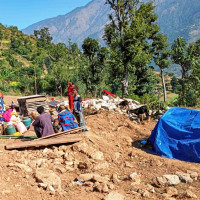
[22,0,200,46]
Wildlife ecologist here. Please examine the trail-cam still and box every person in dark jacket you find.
[72,86,86,132]
[32,106,54,138]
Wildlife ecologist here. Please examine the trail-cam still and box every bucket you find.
[22,118,31,128]
[6,125,16,135]
[16,122,27,134]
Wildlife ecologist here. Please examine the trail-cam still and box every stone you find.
[104,191,125,200]
[78,162,88,170]
[83,181,94,187]
[163,175,180,186]
[183,190,197,198]
[92,174,109,183]
[2,190,12,195]
[73,142,104,160]
[48,152,58,159]
[93,162,109,170]
[176,171,193,183]
[165,187,178,197]
[34,168,61,190]
[102,183,109,193]
[107,183,115,190]
[38,183,48,189]
[125,161,133,168]
[129,172,141,185]
[27,160,37,169]
[187,170,198,180]
[90,151,104,160]
[142,190,150,198]
[78,173,109,183]
[111,174,119,183]
[54,165,67,174]
[36,159,47,167]
[7,163,32,173]
[78,173,95,182]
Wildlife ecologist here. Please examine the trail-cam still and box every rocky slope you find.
[22,0,200,46]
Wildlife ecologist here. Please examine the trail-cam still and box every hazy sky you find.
[0,0,91,29]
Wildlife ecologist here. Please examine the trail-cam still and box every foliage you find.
[104,0,160,97]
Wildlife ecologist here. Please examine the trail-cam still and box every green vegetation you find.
[0,0,200,107]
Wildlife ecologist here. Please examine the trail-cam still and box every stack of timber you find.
[5,127,84,150]
[17,95,49,116]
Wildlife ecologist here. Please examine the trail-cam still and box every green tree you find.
[81,37,108,96]
[153,33,171,102]
[171,36,192,105]
[34,27,53,48]
[104,0,160,97]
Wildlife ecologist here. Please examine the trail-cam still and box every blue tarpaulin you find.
[149,107,200,163]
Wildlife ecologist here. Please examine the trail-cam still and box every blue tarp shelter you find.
[149,107,200,163]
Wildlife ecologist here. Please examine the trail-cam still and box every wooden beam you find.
[5,135,82,150]
[35,127,84,141]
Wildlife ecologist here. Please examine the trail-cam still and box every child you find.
[53,119,62,133]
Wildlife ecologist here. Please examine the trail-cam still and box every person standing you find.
[32,106,54,138]
[72,86,86,132]
[67,82,74,111]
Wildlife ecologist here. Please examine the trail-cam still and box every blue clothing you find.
[73,94,82,113]
[58,110,78,131]
[0,97,4,114]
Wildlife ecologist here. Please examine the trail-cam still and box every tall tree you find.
[34,27,53,48]
[104,0,160,97]
[153,33,171,102]
[171,36,191,104]
[81,37,108,96]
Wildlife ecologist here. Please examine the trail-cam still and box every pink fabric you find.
[2,109,13,122]
[82,98,91,101]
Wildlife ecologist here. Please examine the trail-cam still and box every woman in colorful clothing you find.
[58,105,78,131]
[67,82,74,111]
[72,86,86,132]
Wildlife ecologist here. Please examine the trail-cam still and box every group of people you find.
[33,83,86,138]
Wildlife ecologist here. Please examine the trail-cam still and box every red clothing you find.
[67,82,73,110]
[104,89,115,97]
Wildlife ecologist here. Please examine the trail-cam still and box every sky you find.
[0,0,91,30]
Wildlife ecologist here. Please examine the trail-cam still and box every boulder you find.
[7,163,32,173]
[34,168,61,190]
[183,190,197,198]
[187,170,198,180]
[129,172,141,185]
[93,162,109,170]
[104,191,125,200]
[165,187,178,197]
[176,171,193,183]
[163,175,180,186]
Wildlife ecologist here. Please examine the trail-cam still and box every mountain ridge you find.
[22,0,200,46]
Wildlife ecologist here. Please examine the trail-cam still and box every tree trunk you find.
[121,73,128,98]
[161,69,167,102]
[181,67,186,106]
[34,66,37,95]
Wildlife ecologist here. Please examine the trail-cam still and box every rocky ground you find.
[0,96,200,200]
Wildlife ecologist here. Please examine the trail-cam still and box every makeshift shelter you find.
[149,107,200,163]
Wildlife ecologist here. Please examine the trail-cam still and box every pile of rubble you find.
[82,96,140,114]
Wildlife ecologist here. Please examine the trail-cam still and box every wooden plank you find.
[17,95,46,100]
[5,135,82,150]
[34,127,84,141]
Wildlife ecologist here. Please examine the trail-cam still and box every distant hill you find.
[22,0,200,47]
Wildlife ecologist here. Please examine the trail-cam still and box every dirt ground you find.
[0,96,200,200]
